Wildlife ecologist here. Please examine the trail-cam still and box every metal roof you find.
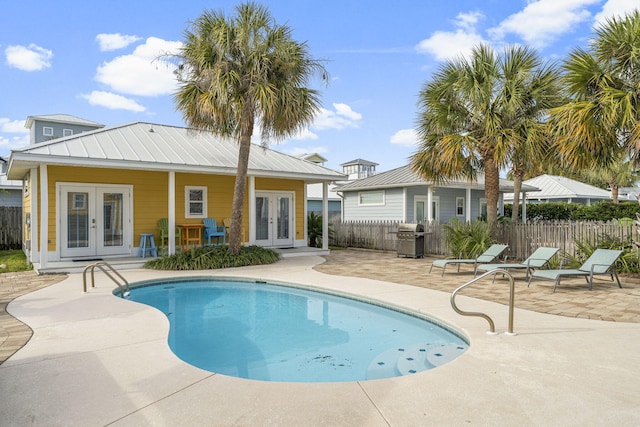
[504,174,611,201]
[335,164,538,192]
[8,122,345,182]
[24,114,105,129]
[340,158,378,167]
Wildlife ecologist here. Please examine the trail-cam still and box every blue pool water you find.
[123,277,468,382]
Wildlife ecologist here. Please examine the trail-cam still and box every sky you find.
[1,0,639,173]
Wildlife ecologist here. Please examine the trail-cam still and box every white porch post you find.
[168,171,176,255]
[39,164,48,269]
[465,187,471,222]
[427,186,433,223]
[322,182,329,250]
[249,176,255,244]
[522,192,528,223]
[30,168,39,264]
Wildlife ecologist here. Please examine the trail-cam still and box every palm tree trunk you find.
[484,156,500,228]
[511,168,524,222]
[611,184,619,204]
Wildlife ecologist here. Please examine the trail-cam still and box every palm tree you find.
[580,152,640,204]
[551,11,640,171]
[174,2,327,254]
[411,44,561,226]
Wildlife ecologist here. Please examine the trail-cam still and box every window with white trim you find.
[43,127,53,136]
[185,186,207,218]
[479,198,488,219]
[456,197,465,216]
[63,129,73,137]
[358,190,384,206]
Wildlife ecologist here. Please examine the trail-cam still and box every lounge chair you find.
[528,248,623,292]
[475,246,560,280]
[429,244,509,277]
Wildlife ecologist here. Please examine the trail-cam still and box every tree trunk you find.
[611,184,619,204]
[229,106,254,255]
[511,168,524,222]
[483,156,501,228]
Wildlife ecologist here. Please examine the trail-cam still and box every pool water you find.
[124,277,468,382]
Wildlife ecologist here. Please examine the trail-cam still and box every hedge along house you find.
[7,118,345,273]
[337,164,539,224]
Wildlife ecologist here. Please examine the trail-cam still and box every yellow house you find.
[7,117,345,273]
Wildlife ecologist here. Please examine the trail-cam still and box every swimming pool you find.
[122,277,468,382]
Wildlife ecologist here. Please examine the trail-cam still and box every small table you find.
[177,224,204,250]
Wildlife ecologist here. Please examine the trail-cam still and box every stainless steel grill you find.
[396,223,425,258]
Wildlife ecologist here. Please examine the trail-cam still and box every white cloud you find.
[390,129,418,147]
[289,128,319,141]
[95,37,182,96]
[313,103,362,130]
[5,44,53,71]
[0,118,27,133]
[488,0,600,48]
[96,33,141,51]
[0,134,29,153]
[594,0,640,28]
[416,11,487,61]
[81,90,146,112]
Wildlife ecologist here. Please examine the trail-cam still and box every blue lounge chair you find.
[429,244,509,277]
[475,246,559,280]
[528,248,623,292]
[203,218,226,246]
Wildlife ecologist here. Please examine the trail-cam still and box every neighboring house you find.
[503,174,612,206]
[337,164,538,223]
[0,157,23,207]
[7,119,345,273]
[26,113,104,144]
[302,156,380,220]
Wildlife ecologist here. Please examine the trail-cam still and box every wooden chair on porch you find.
[157,218,181,255]
[224,217,245,242]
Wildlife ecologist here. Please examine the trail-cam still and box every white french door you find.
[254,191,294,247]
[60,184,131,258]
[414,195,439,223]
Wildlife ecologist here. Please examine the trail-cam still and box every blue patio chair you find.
[203,218,226,246]
[528,248,623,292]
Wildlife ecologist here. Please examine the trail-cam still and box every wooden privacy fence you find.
[329,220,636,259]
[0,206,22,250]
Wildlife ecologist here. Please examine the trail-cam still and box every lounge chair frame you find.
[429,244,509,277]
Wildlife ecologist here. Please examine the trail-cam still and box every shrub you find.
[505,201,640,222]
[443,219,494,258]
[144,245,280,270]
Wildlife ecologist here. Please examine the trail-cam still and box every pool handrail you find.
[82,261,130,298]
[450,269,516,335]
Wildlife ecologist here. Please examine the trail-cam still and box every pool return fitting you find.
[82,261,130,298]
[450,269,516,335]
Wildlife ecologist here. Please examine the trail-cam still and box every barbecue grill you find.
[396,223,425,258]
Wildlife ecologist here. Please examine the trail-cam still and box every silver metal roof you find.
[503,174,611,201]
[335,164,538,192]
[8,122,345,182]
[24,114,105,129]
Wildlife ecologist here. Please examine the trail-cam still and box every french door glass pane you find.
[255,197,269,240]
[103,193,123,247]
[416,201,425,223]
[277,197,289,239]
[67,192,89,248]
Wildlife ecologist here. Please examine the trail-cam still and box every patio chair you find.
[158,218,181,255]
[203,218,226,246]
[475,246,560,280]
[528,248,623,292]
[429,244,509,277]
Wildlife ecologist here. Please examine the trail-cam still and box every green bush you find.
[443,219,494,258]
[144,245,280,270]
[505,201,640,222]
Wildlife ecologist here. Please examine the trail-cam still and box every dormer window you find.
[43,127,53,136]
[63,129,73,137]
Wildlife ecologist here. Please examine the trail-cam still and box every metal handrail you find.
[450,269,516,335]
[82,261,130,298]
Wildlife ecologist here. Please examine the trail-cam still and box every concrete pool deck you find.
[1,252,639,425]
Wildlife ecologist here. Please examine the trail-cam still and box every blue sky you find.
[1,0,638,172]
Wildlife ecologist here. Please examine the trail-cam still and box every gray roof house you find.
[336,164,539,223]
[0,157,22,207]
[503,174,612,205]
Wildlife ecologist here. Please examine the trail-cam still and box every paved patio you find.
[1,251,639,425]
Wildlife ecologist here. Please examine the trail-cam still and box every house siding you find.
[343,188,405,221]
[31,122,100,145]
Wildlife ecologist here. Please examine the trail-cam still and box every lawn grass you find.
[0,250,32,273]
